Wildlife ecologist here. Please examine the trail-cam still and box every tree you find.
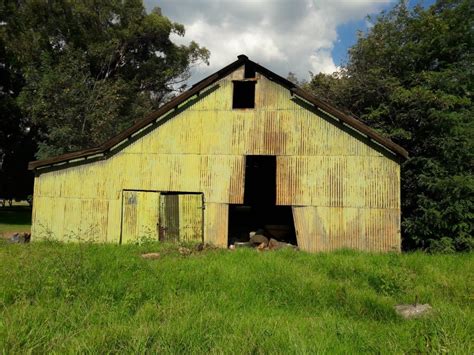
[0,6,35,202]
[306,0,473,251]
[2,1,209,159]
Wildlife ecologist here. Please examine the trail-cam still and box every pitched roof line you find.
[29,55,407,170]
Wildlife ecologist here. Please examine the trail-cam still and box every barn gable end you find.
[30,56,403,252]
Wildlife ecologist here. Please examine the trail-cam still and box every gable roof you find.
[29,54,408,170]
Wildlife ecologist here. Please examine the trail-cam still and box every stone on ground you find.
[268,238,295,250]
[141,252,161,259]
[250,234,269,246]
[395,304,432,319]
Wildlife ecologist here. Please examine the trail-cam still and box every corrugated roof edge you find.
[29,54,408,170]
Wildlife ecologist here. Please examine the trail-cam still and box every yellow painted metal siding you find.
[32,66,400,251]
[159,193,179,241]
[277,156,400,208]
[178,194,203,243]
[158,193,203,242]
[203,203,228,247]
[121,191,160,244]
[120,191,202,243]
[293,206,400,252]
[33,196,109,242]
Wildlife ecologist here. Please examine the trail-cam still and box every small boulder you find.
[250,234,269,246]
[268,238,295,250]
[141,252,161,259]
[257,242,268,251]
[178,247,192,256]
[395,304,432,319]
[9,232,31,243]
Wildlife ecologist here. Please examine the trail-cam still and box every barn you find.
[28,55,408,252]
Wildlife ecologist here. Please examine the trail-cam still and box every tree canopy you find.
[1,0,209,159]
[307,0,473,252]
[0,0,209,201]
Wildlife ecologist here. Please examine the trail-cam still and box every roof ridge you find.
[29,55,407,170]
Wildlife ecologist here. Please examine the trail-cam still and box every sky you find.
[144,0,436,84]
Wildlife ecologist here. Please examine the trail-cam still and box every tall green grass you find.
[0,241,472,353]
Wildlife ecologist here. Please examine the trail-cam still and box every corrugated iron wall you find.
[120,191,203,243]
[293,206,400,252]
[122,191,160,243]
[204,203,228,247]
[32,65,400,251]
[177,194,203,243]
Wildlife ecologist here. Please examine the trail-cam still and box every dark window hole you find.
[232,81,256,109]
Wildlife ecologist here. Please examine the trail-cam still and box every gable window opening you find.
[244,62,256,78]
[232,81,256,109]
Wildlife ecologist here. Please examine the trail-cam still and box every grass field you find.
[0,241,472,353]
[0,203,32,235]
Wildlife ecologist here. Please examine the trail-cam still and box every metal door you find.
[159,194,179,241]
[121,191,160,244]
[159,193,203,242]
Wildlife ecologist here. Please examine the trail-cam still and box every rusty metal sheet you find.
[178,194,203,242]
[277,156,399,209]
[158,193,203,243]
[159,193,179,241]
[293,206,400,252]
[204,203,228,247]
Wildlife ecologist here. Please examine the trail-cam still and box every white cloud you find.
[145,0,392,83]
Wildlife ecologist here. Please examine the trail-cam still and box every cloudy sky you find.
[144,0,435,83]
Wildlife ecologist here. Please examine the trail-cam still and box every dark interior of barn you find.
[227,155,297,246]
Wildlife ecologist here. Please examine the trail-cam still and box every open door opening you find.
[228,156,297,247]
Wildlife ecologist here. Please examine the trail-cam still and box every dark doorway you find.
[244,155,276,207]
[228,155,297,246]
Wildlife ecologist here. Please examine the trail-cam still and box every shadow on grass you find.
[0,205,32,233]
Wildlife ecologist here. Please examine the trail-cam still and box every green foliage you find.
[306,0,473,251]
[0,7,36,200]
[1,1,209,159]
[0,242,473,352]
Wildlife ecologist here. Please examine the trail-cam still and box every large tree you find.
[0,6,35,201]
[2,0,209,159]
[307,0,473,251]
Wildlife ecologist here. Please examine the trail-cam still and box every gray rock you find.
[9,232,31,243]
[268,238,295,250]
[250,234,269,246]
[395,304,432,319]
[178,247,192,256]
[141,252,161,259]
[257,242,268,251]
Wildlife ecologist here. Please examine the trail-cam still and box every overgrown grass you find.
[0,204,32,234]
[0,241,472,353]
